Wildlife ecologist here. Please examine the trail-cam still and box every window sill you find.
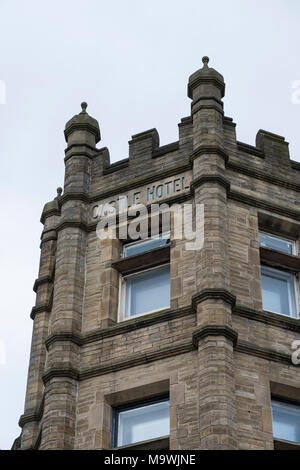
[274,438,300,450]
[262,309,299,320]
[113,436,169,451]
[119,306,170,322]
[112,245,170,275]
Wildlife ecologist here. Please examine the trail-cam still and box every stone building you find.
[15,58,300,450]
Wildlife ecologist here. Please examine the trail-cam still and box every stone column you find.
[189,58,238,449]
[40,103,100,449]
[19,196,59,449]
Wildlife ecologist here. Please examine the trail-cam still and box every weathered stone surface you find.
[17,60,300,451]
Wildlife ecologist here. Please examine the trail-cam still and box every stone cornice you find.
[30,288,53,320]
[19,410,41,428]
[64,151,96,163]
[228,190,300,221]
[190,146,229,165]
[58,192,90,205]
[64,122,100,141]
[40,206,61,224]
[55,219,89,233]
[192,288,236,310]
[192,325,238,348]
[19,396,44,428]
[46,332,82,349]
[39,235,57,248]
[191,104,224,116]
[42,335,296,386]
[45,305,195,350]
[33,275,52,293]
[42,341,195,385]
[44,299,300,350]
[192,95,224,107]
[42,366,80,384]
[64,142,100,154]
[235,340,292,365]
[190,174,230,194]
[33,267,55,293]
[233,305,300,333]
[227,161,300,192]
[81,342,194,380]
[188,76,225,99]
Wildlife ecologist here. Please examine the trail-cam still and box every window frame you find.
[112,395,170,449]
[260,264,298,318]
[259,231,296,255]
[271,397,300,445]
[122,231,171,258]
[118,263,171,321]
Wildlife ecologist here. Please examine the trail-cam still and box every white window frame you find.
[260,265,298,318]
[259,231,296,255]
[122,231,170,258]
[118,264,171,322]
[271,399,300,444]
[112,396,170,448]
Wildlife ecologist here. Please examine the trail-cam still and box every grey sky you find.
[0,0,299,449]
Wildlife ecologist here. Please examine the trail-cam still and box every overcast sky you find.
[0,0,299,450]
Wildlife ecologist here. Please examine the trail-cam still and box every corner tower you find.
[16,60,300,451]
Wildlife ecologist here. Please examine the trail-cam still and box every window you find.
[261,265,297,318]
[272,400,300,443]
[113,397,170,448]
[123,233,170,258]
[259,232,298,318]
[122,265,170,319]
[259,232,295,255]
[118,234,171,320]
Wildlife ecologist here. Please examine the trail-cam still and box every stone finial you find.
[64,101,101,145]
[54,187,63,200]
[81,102,88,113]
[188,56,225,100]
[202,56,209,68]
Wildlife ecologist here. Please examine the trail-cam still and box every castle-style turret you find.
[188,57,237,449]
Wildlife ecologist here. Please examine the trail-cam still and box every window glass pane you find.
[124,234,170,258]
[125,266,170,317]
[261,266,297,317]
[259,233,294,255]
[272,400,300,443]
[117,399,169,447]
